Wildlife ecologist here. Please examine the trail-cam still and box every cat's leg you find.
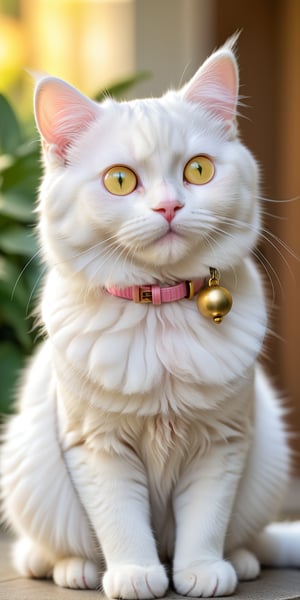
[65,444,169,599]
[172,440,248,597]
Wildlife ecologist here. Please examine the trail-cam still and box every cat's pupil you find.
[196,163,203,175]
[117,173,124,188]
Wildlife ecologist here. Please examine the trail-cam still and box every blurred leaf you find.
[22,256,43,298]
[0,154,14,172]
[0,342,24,416]
[1,150,41,194]
[0,258,29,302]
[16,139,40,158]
[0,255,28,304]
[0,225,38,256]
[0,94,22,154]
[94,71,151,102]
[0,295,32,350]
[0,191,35,222]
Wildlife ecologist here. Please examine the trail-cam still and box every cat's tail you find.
[251,521,300,567]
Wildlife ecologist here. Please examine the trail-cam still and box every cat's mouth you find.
[151,229,184,253]
[158,229,178,242]
[139,225,190,265]
[155,219,182,240]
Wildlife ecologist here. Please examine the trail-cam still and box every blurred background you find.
[0,0,299,481]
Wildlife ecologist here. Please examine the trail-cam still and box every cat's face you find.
[35,39,260,288]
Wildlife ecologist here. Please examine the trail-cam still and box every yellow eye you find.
[184,155,215,185]
[103,165,137,196]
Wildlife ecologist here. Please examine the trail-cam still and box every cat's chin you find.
[139,231,192,266]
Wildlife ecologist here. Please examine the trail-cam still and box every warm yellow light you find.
[34,0,133,3]
[0,15,26,90]
[21,0,135,95]
[64,1,133,3]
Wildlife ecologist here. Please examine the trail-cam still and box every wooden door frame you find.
[216,0,300,473]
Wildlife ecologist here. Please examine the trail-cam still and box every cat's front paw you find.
[53,557,100,589]
[173,559,237,597]
[103,564,168,599]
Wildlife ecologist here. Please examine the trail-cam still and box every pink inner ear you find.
[34,77,99,158]
[183,52,239,123]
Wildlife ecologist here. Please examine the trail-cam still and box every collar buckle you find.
[186,280,195,300]
[133,286,152,303]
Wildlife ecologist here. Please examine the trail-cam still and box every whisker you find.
[260,227,299,262]
[187,209,285,300]
[85,245,120,291]
[255,231,296,285]
[222,216,297,280]
[257,194,299,205]
[84,240,129,295]
[252,247,280,303]
[210,217,281,300]
[106,238,137,286]
[260,209,287,222]
[26,265,48,317]
[56,233,120,265]
[195,210,298,265]
[11,249,42,301]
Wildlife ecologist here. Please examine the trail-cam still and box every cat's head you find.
[34,38,260,289]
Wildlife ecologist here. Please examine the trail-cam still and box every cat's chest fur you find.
[43,259,266,416]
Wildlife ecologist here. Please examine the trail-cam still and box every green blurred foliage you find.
[0,94,41,417]
[0,72,150,418]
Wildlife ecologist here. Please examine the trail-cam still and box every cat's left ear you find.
[181,40,239,137]
[34,77,100,163]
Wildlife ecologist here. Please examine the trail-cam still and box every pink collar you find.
[106,279,205,305]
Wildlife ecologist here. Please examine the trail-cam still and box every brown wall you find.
[216,0,300,472]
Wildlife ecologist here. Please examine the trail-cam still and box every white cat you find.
[1,38,299,598]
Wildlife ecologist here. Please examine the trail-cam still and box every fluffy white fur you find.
[1,39,298,598]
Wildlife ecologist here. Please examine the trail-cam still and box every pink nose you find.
[152,199,183,222]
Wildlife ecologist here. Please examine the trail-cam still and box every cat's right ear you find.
[34,77,99,163]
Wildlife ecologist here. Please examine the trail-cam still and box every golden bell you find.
[197,269,232,324]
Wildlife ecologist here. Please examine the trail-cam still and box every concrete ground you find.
[1,534,300,600]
